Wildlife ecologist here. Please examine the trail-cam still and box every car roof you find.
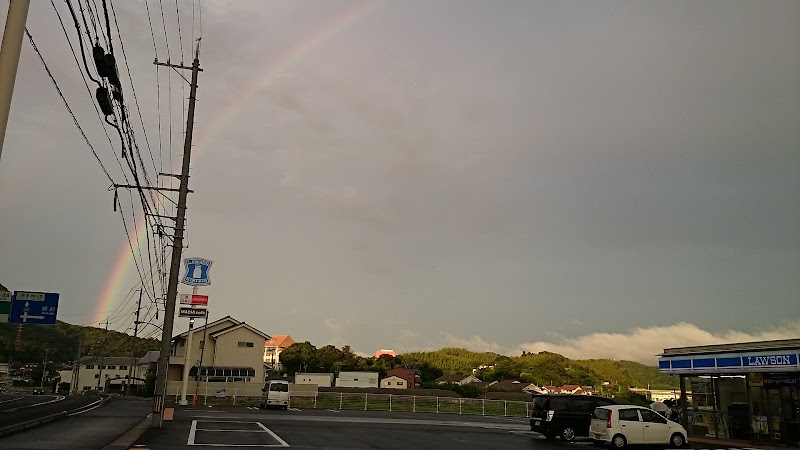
[597,404,647,410]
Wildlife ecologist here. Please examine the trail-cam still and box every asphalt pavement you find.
[0,396,151,450]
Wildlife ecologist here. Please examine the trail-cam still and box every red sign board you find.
[180,294,209,306]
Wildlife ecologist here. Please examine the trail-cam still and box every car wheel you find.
[561,427,576,442]
[612,434,626,449]
[670,433,685,448]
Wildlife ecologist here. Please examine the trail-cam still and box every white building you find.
[295,373,334,388]
[379,375,407,389]
[59,356,146,393]
[335,371,379,388]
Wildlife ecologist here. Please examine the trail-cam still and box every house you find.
[380,375,407,389]
[386,368,421,389]
[59,356,146,393]
[434,374,482,385]
[523,384,549,395]
[168,316,271,392]
[295,372,334,388]
[374,349,396,359]
[492,379,532,391]
[264,335,295,370]
[335,371,379,388]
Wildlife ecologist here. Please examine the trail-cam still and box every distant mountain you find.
[0,320,160,366]
[400,348,677,390]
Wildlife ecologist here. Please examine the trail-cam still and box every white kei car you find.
[590,405,687,448]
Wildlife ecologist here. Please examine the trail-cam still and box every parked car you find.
[530,394,618,441]
[590,404,687,448]
[32,387,45,395]
[260,380,289,410]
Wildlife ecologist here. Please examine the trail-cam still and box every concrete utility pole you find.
[97,319,109,391]
[40,348,49,390]
[0,0,29,165]
[152,39,202,428]
[126,288,143,395]
[71,339,83,396]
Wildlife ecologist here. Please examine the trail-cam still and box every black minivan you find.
[530,394,618,441]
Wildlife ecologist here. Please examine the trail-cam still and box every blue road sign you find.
[182,257,213,286]
[9,291,59,324]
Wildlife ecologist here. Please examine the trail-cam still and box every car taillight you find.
[607,413,613,428]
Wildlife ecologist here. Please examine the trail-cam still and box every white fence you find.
[166,382,532,418]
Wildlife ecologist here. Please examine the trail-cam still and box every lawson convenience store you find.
[659,339,800,446]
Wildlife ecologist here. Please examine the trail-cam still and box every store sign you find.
[742,354,797,367]
[180,294,209,306]
[762,373,800,388]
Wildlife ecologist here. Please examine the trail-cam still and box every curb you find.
[102,413,153,450]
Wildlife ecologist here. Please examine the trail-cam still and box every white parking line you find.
[188,420,289,447]
[0,396,24,404]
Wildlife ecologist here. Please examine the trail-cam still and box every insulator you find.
[105,53,122,90]
[96,87,113,116]
[93,45,108,78]
[111,85,123,102]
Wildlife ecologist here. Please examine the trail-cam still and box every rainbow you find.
[92,0,385,324]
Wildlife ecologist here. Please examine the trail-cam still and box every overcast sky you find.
[0,1,798,364]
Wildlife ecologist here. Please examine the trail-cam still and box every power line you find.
[23,27,114,185]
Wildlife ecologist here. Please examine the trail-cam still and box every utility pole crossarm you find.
[114,184,193,194]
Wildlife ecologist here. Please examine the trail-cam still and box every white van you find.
[260,380,290,409]
[590,405,687,448]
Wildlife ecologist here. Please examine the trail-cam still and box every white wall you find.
[336,371,378,388]
[295,373,333,387]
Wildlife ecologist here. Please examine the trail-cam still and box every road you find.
[132,405,773,450]
[0,395,150,450]
[0,392,102,427]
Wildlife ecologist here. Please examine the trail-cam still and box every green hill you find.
[0,321,160,366]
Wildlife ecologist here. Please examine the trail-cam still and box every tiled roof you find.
[265,335,295,348]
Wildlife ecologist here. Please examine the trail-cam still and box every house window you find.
[354,378,358,381]
[107,365,116,370]
[238,342,254,348]
[82,386,91,391]
[387,382,391,385]
[94,374,100,378]
[119,365,127,370]
[86,365,95,369]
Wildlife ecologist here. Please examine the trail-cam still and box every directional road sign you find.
[9,291,60,324]
[179,307,207,319]
[0,291,11,323]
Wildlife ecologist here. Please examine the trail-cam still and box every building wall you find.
[295,373,333,387]
[213,327,267,383]
[72,361,142,392]
[380,376,407,389]
[387,368,420,389]
[336,371,379,388]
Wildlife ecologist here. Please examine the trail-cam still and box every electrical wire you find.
[23,27,115,185]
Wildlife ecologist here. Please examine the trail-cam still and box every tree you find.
[279,342,318,374]
[316,345,343,373]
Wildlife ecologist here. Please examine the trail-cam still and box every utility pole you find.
[97,318,109,391]
[152,39,202,428]
[40,348,49,390]
[71,339,83,396]
[126,288,143,395]
[0,0,29,165]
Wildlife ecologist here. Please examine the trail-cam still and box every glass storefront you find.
[659,340,800,447]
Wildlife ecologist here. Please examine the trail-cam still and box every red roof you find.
[265,335,295,348]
